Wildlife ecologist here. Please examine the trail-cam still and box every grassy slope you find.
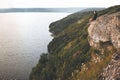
[30,5,120,80]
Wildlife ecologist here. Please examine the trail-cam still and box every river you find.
[0,12,70,80]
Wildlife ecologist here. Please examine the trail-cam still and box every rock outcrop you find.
[99,52,120,80]
[88,12,120,80]
[88,12,120,49]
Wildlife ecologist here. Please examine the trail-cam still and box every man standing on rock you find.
[92,11,98,20]
[89,11,98,22]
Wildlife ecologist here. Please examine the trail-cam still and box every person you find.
[89,11,98,22]
[92,11,98,20]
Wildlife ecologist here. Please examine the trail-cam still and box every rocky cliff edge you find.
[88,12,120,80]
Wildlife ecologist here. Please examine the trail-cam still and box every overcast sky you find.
[0,0,119,8]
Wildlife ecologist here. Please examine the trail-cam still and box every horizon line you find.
[0,7,105,13]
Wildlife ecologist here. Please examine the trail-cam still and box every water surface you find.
[0,13,70,80]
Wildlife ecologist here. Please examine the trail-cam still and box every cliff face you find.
[88,12,120,49]
[99,52,120,80]
[30,5,120,80]
[88,12,120,80]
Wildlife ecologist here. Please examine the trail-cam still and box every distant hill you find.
[0,7,104,13]
[80,8,105,12]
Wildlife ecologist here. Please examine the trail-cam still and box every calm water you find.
[0,13,70,80]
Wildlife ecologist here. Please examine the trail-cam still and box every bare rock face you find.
[88,12,120,49]
[99,52,120,80]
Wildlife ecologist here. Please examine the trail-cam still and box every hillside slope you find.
[30,5,120,80]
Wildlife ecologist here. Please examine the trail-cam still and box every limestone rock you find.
[88,12,120,49]
[88,12,120,80]
[99,52,120,80]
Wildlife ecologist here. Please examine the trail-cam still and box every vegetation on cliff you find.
[30,5,120,80]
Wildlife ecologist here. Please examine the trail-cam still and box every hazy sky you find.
[0,0,119,8]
